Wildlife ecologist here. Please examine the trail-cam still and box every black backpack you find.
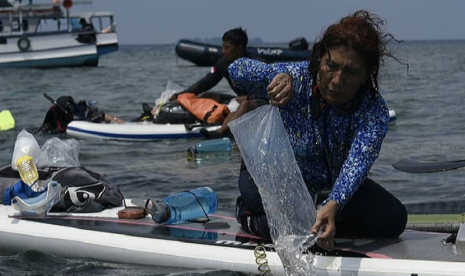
[0,165,123,213]
[133,102,198,124]
[153,102,198,124]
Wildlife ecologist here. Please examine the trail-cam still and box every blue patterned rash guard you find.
[228,58,390,210]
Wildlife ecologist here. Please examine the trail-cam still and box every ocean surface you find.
[1,40,465,275]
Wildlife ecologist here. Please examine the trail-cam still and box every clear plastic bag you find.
[227,98,240,113]
[153,80,185,117]
[36,138,81,168]
[229,105,317,275]
[11,129,41,170]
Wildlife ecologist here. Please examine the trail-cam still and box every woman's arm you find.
[326,97,390,209]
[228,58,274,97]
[228,58,309,99]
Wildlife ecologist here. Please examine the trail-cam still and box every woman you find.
[229,10,407,251]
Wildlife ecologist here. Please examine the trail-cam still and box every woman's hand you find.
[266,73,293,106]
[311,200,339,251]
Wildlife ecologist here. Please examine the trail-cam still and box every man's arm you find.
[185,56,228,95]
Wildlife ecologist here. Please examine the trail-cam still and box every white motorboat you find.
[0,0,118,68]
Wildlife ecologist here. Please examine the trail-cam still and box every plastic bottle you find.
[16,156,39,186]
[151,187,218,224]
[195,138,232,152]
[187,138,234,163]
[187,137,232,157]
[11,130,41,191]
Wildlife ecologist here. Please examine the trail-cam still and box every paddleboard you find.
[1,199,464,275]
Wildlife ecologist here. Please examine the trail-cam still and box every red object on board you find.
[63,0,73,9]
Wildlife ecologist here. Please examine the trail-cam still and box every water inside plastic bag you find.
[229,105,318,275]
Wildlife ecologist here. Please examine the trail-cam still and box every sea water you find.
[1,41,465,275]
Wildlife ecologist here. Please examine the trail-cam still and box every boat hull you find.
[175,39,311,67]
[96,32,119,57]
[0,33,100,68]
[66,109,396,141]
[66,121,220,140]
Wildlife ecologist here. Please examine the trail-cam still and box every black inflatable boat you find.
[175,38,311,67]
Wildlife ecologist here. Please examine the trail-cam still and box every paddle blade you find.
[0,110,15,131]
[393,159,465,173]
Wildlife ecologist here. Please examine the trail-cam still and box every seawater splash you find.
[229,105,318,275]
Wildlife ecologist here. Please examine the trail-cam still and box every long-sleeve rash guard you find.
[228,58,390,210]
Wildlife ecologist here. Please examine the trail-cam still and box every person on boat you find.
[79,18,94,32]
[166,27,267,138]
[36,95,124,134]
[230,10,408,250]
[77,18,96,44]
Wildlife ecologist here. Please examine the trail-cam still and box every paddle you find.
[392,159,465,173]
[43,93,69,115]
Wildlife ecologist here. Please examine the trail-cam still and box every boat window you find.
[10,20,29,32]
[37,18,67,32]
[11,20,19,31]
[22,20,29,32]
[90,16,113,33]
[0,20,3,32]
[70,18,81,31]
[0,37,6,44]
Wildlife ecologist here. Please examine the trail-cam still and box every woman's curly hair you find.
[309,10,400,94]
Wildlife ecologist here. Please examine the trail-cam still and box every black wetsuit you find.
[186,56,250,97]
[36,96,105,134]
[237,160,407,241]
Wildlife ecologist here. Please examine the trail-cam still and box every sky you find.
[69,0,465,45]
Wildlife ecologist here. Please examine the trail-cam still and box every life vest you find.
[177,93,230,124]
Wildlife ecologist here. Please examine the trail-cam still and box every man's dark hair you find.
[222,27,248,48]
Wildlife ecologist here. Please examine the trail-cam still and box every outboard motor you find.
[288,37,309,51]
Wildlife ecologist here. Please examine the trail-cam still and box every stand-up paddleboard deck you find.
[1,200,465,275]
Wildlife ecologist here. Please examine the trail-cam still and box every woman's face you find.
[317,45,370,105]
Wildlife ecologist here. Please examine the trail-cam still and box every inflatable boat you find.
[66,121,221,140]
[66,109,397,141]
[1,199,465,275]
[175,38,312,67]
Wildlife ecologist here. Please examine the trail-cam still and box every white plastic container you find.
[11,182,62,216]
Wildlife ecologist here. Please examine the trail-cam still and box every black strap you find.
[202,105,218,123]
[185,190,211,222]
